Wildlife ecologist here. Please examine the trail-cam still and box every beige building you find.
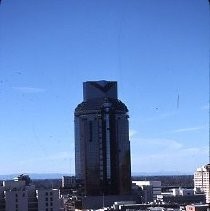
[194,164,210,203]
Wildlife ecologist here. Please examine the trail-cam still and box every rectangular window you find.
[89,121,92,142]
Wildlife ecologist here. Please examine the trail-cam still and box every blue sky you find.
[0,0,209,175]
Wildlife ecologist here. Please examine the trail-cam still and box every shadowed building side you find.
[74,80,131,196]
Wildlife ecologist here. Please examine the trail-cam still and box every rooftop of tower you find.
[75,97,128,115]
[83,80,118,101]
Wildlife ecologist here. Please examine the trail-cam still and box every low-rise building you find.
[171,188,194,196]
[133,180,161,202]
[61,176,76,189]
[157,188,205,205]
[186,204,208,211]
[36,189,61,211]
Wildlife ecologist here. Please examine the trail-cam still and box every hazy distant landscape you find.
[133,175,193,188]
[0,171,193,180]
[0,173,71,180]
[0,174,193,188]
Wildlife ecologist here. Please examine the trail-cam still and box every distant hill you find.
[0,172,193,180]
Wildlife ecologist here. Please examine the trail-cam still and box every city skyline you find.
[0,0,209,174]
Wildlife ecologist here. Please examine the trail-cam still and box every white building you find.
[3,181,25,190]
[61,176,76,189]
[0,187,5,211]
[172,188,194,196]
[5,190,28,211]
[36,189,61,211]
[194,164,210,203]
[0,175,63,211]
[132,180,161,201]
[3,179,37,211]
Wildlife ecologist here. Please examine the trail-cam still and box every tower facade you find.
[74,80,131,196]
[194,164,210,203]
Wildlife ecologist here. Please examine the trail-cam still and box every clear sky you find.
[0,0,209,175]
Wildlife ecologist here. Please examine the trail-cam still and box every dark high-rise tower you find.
[74,80,131,196]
